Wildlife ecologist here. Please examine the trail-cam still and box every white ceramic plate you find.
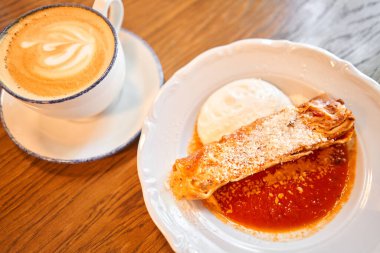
[0,29,163,163]
[138,39,380,252]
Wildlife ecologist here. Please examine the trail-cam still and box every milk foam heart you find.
[197,78,292,144]
[0,6,115,99]
[19,24,96,78]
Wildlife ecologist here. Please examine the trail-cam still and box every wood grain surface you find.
[1,0,380,252]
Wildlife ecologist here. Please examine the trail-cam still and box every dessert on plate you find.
[169,78,356,235]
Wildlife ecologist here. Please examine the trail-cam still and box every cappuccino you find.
[0,6,116,100]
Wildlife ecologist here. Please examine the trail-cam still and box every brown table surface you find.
[1,0,380,252]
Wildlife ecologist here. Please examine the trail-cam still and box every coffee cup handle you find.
[93,0,124,32]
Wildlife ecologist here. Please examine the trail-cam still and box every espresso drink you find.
[0,6,115,99]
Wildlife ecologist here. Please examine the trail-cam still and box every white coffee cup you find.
[0,0,125,120]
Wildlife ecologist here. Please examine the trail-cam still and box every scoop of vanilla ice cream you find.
[197,78,292,144]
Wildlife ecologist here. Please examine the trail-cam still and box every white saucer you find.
[0,29,163,163]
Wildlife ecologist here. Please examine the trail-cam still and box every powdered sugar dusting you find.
[170,95,354,199]
[201,108,325,182]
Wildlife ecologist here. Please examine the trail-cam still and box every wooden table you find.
[1,0,379,252]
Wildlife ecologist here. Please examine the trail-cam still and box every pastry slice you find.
[170,94,355,200]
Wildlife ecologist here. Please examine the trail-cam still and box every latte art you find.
[0,6,115,99]
[20,23,96,78]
